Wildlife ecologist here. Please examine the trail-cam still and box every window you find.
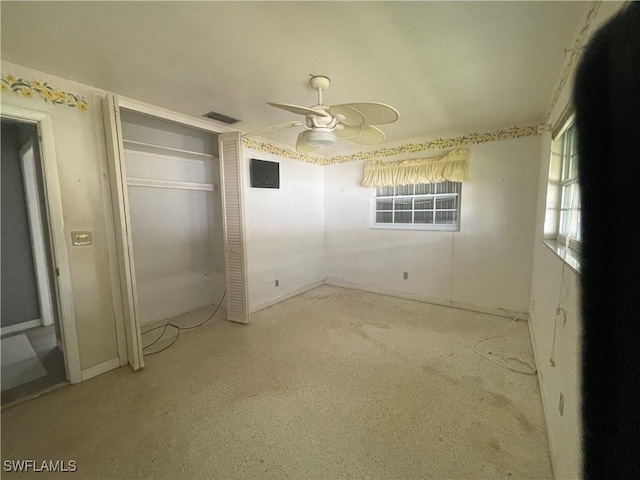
[372,181,461,230]
[557,121,581,250]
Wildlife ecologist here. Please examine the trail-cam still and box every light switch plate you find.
[72,231,92,246]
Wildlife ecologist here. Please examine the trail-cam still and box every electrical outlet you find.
[403,272,409,280]
[275,280,279,287]
[556,308,567,326]
[559,392,565,416]
[531,299,535,311]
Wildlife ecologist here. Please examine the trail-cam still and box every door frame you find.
[1,104,82,384]
[19,140,55,328]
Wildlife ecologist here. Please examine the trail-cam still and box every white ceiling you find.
[1,1,586,155]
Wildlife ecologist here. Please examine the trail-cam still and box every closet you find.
[120,110,225,326]
[102,95,249,371]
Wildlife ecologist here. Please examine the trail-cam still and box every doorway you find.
[1,118,67,404]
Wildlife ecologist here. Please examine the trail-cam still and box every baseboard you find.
[81,357,120,382]
[250,280,326,314]
[1,318,42,336]
[324,277,529,320]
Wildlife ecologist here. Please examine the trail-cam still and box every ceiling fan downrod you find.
[309,75,330,106]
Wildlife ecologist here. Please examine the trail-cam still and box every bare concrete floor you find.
[1,286,552,479]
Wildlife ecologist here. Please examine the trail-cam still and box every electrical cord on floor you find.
[549,261,568,367]
[142,290,226,356]
[472,310,537,375]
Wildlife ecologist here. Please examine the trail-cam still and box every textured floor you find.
[2,326,66,404]
[0,286,551,479]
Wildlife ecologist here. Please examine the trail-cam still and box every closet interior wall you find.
[120,110,225,326]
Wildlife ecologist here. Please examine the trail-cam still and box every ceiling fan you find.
[246,75,399,153]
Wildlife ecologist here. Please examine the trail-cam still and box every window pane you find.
[414,197,434,210]
[559,210,571,237]
[576,211,582,241]
[394,198,412,210]
[436,196,457,210]
[437,182,460,194]
[372,181,461,229]
[435,211,457,224]
[394,212,412,223]
[396,184,413,196]
[562,126,579,181]
[376,186,393,197]
[376,212,392,223]
[414,211,434,224]
[561,182,577,209]
[376,199,393,211]
[415,183,436,195]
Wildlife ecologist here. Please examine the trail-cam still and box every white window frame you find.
[556,119,581,252]
[370,182,462,232]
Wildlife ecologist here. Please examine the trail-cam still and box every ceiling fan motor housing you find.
[307,128,336,146]
[309,75,331,92]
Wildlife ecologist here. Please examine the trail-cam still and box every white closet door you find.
[218,132,249,323]
[101,94,145,370]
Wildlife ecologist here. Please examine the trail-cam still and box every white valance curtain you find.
[361,149,469,187]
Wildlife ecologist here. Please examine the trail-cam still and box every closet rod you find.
[127,177,217,192]
[123,139,215,161]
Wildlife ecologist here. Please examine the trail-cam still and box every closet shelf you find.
[123,139,216,161]
[127,176,218,192]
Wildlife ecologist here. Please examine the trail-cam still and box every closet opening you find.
[118,109,227,356]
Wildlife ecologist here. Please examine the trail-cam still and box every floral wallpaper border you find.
[242,137,327,165]
[542,1,602,124]
[1,73,88,112]
[244,124,541,165]
[328,125,541,164]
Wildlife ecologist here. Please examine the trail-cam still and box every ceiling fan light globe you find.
[307,129,336,147]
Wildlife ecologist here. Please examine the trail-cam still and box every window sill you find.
[542,239,581,274]
[370,224,459,232]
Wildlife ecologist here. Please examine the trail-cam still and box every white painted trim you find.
[324,277,528,320]
[123,139,215,161]
[19,140,55,327]
[118,96,236,134]
[126,177,216,192]
[1,104,82,384]
[102,94,145,371]
[1,319,42,336]
[80,357,120,381]
[250,280,325,314]
[97,108,128,368]
[527,314,558,480]
[219,132,250,324]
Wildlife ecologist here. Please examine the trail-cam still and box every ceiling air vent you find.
[203,111,240,125]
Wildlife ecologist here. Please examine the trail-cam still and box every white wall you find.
[1,61,119,370]
[324,135,541,314]
[242,148,325,311]
[528,2,626,478]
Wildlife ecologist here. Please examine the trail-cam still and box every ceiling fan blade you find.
[267,102,326,117]
[242,121,303,138]
[296,130,319,154]
[328,105,365,127]
[343,125,385,146]
[332,102,399,125]
[334,124,362,139]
